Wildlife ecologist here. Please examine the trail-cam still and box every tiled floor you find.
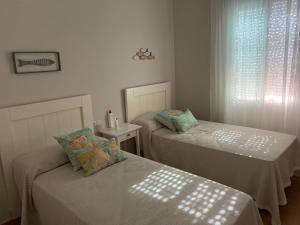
[3,177,300,225]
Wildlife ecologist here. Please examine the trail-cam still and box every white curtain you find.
[211,0,300,137]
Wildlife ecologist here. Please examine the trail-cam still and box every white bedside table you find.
[98,123,142,156]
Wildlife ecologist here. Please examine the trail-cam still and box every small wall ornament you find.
[133,48,155,61]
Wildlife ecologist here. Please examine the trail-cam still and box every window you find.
[231,0,299,104]
[232,5,266,102]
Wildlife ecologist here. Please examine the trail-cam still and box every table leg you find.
[136,131,141,156]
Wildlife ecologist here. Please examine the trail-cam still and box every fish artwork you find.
[18,58,55,67]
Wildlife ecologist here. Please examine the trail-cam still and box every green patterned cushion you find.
[172,109,198,132]
[155,110,183,131]
[54,128,127,173]
[78,149,112,176]
[78,138,127,176]
[98,138,127,163]
[54,128,101,171]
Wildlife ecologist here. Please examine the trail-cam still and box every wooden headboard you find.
[125,82,171,122]
[0,95,94,220]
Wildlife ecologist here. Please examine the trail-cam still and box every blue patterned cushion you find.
[55,128,127,172]
[155,110,183,131]
[172,109,198,132]
[54,128,100,171]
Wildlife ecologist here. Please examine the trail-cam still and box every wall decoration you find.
[12,51,61,74]
[132,48,155,60]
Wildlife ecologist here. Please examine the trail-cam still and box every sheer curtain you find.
[211,0,300,137]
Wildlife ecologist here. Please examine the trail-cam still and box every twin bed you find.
[18,152,262,225]
[125,82,300,225]
[0,94,262,225]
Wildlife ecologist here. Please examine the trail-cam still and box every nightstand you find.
[98,123,142,156]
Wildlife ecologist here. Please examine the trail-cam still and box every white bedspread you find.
[31,153,262,225]
[136,120,300,225]
[12,147,69,225]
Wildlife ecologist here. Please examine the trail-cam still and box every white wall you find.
[174,0,211,120]
[0,0,175,222]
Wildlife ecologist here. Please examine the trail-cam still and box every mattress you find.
[137,120,300,225]
[32,153,262,225]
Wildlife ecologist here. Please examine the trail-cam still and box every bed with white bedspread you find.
[125,82,300,225]
[16,151,263,225]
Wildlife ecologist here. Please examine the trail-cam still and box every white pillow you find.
[133,112,163,132]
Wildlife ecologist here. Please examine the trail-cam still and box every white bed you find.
[125,82,300,225]
[0,95,263,225]
[31,153,262,225]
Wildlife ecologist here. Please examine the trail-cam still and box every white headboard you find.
[125,82,171,122]
[0,95,93,220]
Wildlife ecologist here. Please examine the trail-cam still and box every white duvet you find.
[13,152,263,225]
[135,119,300,225]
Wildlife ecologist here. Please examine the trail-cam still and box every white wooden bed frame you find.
[125,82,171,122]
[0,95,94,220]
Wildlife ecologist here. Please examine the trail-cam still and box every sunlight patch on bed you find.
[240,134,274,155]
[177,180,240,224]
[212,129,243,145]
[129,166,195,202]
[212,128,276,159]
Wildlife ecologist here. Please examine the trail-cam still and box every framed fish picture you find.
[12,51,61,74]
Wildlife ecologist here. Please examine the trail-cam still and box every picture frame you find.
[12,51,61,74]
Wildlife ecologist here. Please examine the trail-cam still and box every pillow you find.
[78,138,127,176]
[54,128,101,171]
[172,109,198,133]
[155,110,183,132]
[133,112,163,132]
[98,138,127,163]
[54,128,127,173]
[78,149,112,176]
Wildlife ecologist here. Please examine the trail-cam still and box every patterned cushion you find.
[78,138,127,176]
[54,128,127,174]
[155,110,183,132]
[98,138,127,163]
[172,109,198,132]
[79,149,112,176]
[54,128,101,171]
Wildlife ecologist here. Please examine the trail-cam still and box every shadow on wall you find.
[0,160,9,223]
[121,89,127,122]
[6,51,15,75]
